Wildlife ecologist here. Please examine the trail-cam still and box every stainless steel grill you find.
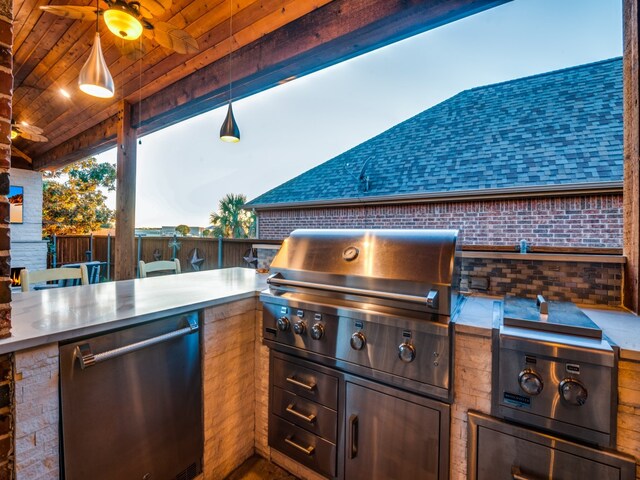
[261,229,459,480]
[262,228,461,399]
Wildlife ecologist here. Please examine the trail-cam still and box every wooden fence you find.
[47,235,282,280]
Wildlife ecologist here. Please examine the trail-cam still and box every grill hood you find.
[267,229,461,317]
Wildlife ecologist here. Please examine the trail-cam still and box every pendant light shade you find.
[78,32,115,98]
[220,102,240,143]
[104,6,143,40]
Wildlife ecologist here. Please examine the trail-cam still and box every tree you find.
[42,158,116,237]
[175,224,190,236]
[209,193,255,238]
[202,229,212,237]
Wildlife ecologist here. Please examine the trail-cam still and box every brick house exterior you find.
[248,58,624,250]
[248,59,624,306]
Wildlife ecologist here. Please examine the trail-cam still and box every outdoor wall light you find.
[219,0,240,142]
[104,5,143,40]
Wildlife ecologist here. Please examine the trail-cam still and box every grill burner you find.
[493,295,617,447]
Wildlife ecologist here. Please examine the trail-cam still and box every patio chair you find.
[138,259,181,278]
[20,264,89,292]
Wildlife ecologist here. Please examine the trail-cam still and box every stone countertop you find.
[455,293,640,361]
[2,267,268,355]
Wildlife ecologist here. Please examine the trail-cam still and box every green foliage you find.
[202,229,212,237]
[42,158,116,237]
[175,224,190,236]
[209,193,255,238]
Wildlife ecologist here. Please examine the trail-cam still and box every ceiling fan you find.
[40,0,199,54]
[10,121,48,143]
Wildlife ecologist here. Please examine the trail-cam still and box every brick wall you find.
[256,194,623,248]
[0,0,12,336]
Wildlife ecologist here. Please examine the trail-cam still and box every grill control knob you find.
[293,321,306,335]
[559,379,588,406]
[518,369,543,396]
[277,316,290,332]
[350,331,366,350]
[310,323,324,340]
[398,342,416,363]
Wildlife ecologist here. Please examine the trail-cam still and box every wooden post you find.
[115,101,137,280]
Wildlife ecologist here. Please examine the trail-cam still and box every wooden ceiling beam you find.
[32,0,509,169]
[33,113,119,170]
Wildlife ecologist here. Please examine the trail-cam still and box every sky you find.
[94,0,623,228]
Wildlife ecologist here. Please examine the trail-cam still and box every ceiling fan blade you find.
[17,123,44,135]
[137,0,167,18]
[148,21,198,54]
[39,5,100,20]
[17,129,48,143]
[117,40,147,61]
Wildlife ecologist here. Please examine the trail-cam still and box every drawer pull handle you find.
[512,466,538,480]
[286,376,316,391]
[285,437,315,455]
[286,403,316,423]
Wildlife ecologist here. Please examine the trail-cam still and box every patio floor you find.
[224,456,297,480]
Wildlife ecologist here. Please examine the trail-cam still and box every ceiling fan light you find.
[104,7,143,40]
[78,32,115,98]
[219,102,240,143]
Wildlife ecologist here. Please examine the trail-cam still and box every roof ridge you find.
[462,56,622,95]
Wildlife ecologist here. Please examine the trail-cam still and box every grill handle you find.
[75,317,199,369]
[512,467,539,480]
[268,274,433,307]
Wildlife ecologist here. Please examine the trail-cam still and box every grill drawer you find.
[273,357,338,409]
[270,416,337,478]
[272,386,337,442]
[468,412,635,480]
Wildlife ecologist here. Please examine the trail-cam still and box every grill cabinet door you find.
[344,382,442,480]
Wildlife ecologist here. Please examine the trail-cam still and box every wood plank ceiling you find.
[10,0,510,170]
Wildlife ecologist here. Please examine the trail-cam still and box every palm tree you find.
[209,193,255,238]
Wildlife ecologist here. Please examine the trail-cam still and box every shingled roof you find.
[247,57,623,209]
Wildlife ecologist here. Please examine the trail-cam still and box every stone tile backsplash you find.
[461,258,622,305]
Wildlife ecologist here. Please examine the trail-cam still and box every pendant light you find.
[78,0,115,98]
[219,0,240,143]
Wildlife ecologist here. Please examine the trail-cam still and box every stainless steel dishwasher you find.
[59,312,203,480]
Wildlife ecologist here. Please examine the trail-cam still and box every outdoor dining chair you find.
[138,259,181,278]
[20,264,89,292]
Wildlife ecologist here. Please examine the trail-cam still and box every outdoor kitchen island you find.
[2,267,640,479]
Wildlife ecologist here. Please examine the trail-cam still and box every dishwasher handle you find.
[75,316,198,369]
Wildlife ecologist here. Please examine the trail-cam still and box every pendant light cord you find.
[228,0,232,102]
[95,0,99,33]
